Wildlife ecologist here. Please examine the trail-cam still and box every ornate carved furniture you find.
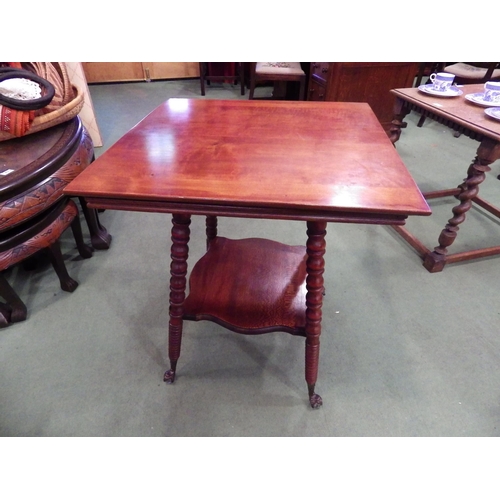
[65,99,429,408]
[199,63,245,96]
[390,83,500,272]
[307,62,419,134]
[0,116,111,326]
[248,63,306,100]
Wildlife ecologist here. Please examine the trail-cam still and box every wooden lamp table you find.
[65,99,430,408]
[390,84,500,272]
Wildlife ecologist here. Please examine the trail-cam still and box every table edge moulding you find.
[64,98,430,409]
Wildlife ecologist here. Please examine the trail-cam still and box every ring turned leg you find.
[164,213,191,384]
[305,220,327,408]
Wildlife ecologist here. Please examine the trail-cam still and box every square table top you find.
[65,99,430,221]
[392,84,500,141]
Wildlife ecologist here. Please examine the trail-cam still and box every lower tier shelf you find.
[183,237,308,335]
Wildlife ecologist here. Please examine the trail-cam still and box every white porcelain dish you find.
[484,107,500,121]
[465,93,500,107]
[418,84,463,97]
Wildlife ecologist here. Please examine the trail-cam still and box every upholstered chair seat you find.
[249,62,306,100]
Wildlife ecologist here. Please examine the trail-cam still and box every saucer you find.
[484,107,500,121]
[464,93,500,107]
[418,84,463,97]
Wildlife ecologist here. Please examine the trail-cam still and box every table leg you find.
[389,97,411,145]
[78,197,112,250]
[164,213,191,384]
[423,138,500,272]
[305,221,327,409]
[206,215,217,249]
[0,274,27,326]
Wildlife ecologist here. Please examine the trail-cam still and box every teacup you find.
[483,81,500,103]
[429,72,455,92]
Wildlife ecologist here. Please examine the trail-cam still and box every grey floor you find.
[1,78,499,437]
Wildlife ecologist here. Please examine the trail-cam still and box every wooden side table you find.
[0,117,111,326]
[65,99,430,408]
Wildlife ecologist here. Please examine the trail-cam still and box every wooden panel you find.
[142,62,199,80]
[81,63,200,83]
[82,63,145,83]
[325,62,418,128]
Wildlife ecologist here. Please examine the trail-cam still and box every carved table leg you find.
[304,220,327,409]
[70,210,94,259]
[423,138,500,272]
[0,274,27,326]
[78,197,112,250]
[164,213,191,384]
[389,98,411,145]
[46,241,79,292]
[206,215,217,249]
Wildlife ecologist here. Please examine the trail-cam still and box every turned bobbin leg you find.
[164,213,191,384]
[304,220,327,409]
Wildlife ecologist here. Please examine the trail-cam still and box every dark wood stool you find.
[0,117,111,326]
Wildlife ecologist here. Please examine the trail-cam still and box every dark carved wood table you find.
[65,99,430,408]
[390,84,500,272]
[0,117,111,326]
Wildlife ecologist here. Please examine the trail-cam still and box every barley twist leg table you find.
[391,84,500,272]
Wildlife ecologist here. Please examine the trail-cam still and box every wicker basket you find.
[0,84,84,142]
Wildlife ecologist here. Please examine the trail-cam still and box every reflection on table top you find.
[65,99,430,219]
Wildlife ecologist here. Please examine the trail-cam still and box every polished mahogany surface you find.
[183,237,308,334]
[65,99,429,219]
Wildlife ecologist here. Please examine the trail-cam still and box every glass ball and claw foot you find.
[308,386,323,409]
[163,366,177,384]
[163,214,326,409]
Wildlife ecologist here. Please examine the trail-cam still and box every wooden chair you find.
[443,62,500,84]
[199,63,245,96]
[248,62,306,100]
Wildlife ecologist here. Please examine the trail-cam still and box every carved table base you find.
[0,117,112,325]
[0,199,92,326]
[390,94,500,272]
